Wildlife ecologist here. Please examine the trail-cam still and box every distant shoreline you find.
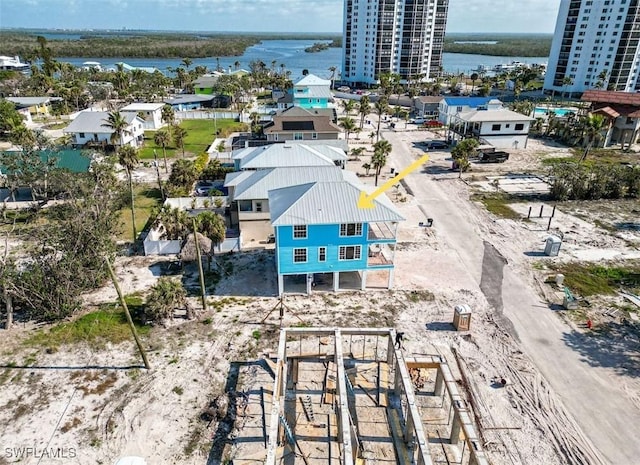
[0,30,551,59]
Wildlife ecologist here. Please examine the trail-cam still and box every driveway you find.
[382,127,640,465]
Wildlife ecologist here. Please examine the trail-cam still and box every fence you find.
[176,110,249,122]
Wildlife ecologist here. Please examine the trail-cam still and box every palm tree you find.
[372,139,392,186]
[579,114,606,162]
[350,147,366,160]
[118,144,140,243]
[102,111,131,148]
[154,128,171,173]
[328,66,337,90]
[234,60,241,70]
[339,117,357,142]
[451,138,478,178]
[195,211,226,268]
[562,76,574,99]
[375,97,389,142]
[362,162,372,176]
[341,99,356,115]
[358,95,371,129]
[146,277,187,323]
[161,105,176,136]
[173,126,188,158]
[181,58,193,70]
[470,72,479,94]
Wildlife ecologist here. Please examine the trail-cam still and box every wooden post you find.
[192,219,207,311]
[539,205,544,218]
[105,257,150,369]
[4,291,12,330]
[527,206,532,219]
[153,150,165,201]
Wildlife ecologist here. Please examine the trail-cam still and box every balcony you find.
[368,221,398,241]
[367,244,395,268]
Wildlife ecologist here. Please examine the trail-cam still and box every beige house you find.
[7,96,62,118]
[264,106,341,142]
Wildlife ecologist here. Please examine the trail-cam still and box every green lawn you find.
[118,186,163,242]
[139,119,247,160]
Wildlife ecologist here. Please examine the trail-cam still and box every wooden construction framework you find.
[264,328,488,465]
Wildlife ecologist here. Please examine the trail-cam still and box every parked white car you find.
[409,117,426,124]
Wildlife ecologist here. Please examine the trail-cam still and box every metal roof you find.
[0,150,91,174]
[295,74,331,87]
[223,170,253,187]
[269,181,405,226]
[238,144,339,170]
[233,166,354,200]
[120,103,165,111]
[6,96,62,106]
[164,94,215,105]
[63,111,141,134]
[294,87,333,99]
[457,109,534,122]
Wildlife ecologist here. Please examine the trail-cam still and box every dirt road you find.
[382,127,640,465]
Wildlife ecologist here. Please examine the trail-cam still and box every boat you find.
[0,55,30,72]
[473,64,491,74]
[82,61,103,71]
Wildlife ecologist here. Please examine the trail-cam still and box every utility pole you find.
[153,150,165,201]
[105,257,150,369]
[192,218,207,311]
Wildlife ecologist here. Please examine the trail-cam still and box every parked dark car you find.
[478,151,509,163]
[426,140,449,150]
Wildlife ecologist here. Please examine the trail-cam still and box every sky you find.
[0,0,561,34]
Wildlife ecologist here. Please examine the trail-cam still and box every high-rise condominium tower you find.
[342,0,449,87]
[545,0,640,95]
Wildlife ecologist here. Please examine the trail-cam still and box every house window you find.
[294,132,304,140]
[312,132,318,140]
[255,201,263,212]
[339,245,361,260]
[79,132,85,138]
[293,248,307,263]
[515,123,525,131]
[626,117,634,124]
[318,247,327,262]
[340,223,363,237]
[293,225,307,239]
[239,200,252,212]
[274,134,279,141]
[491,124,501,131]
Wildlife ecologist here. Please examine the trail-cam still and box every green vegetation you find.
[444,33,552,57]
[117,186,163,242]
[0,30,341,59]
[139,119,246,160]
[24,295,151,349]
[473,194,521,220]
[549,163,640,201]
[555,263,640,297]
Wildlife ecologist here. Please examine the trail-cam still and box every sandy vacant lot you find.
[1,124,638,465]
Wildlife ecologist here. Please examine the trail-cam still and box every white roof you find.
[295,74,331,87]
[232,166,356,200]
[237,144,339,170]
[223,170,253,187]
[120,103,165,112]
[269,181,405,226]
[457,109,534,123]
[63,111,141,134]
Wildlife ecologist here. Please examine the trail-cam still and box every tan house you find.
[7,96,62,118]
[263,106,341,142]
[581,90,640,148]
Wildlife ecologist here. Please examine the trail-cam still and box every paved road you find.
[383,128,640,465]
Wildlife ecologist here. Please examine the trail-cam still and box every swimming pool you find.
[534,107,576,117]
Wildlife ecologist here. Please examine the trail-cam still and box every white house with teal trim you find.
[231,143,347,171]
[269,180,405,295]
[278,74,332,110]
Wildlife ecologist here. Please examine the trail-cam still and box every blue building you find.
[269,180,405,295]
[277,74,333,110]
[438,97,503,125]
